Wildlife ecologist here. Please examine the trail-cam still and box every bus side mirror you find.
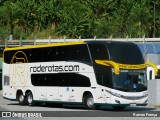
[145,62,158,77]
[95,60,120,75]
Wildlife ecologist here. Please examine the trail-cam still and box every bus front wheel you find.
[84,93,96,110]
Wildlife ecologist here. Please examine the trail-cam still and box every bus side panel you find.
[46,87,59,102]
[3,63,17,100]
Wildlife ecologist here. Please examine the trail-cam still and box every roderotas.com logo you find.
[30,64,80,73]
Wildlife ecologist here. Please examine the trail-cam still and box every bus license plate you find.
[130,104,137,107]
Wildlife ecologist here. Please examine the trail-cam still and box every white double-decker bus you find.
[2,40,158,110]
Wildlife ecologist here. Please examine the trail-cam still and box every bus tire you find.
[112,106,126,111]
[26,92,34,106]
[84,93,96,110]
[17,92,26,105]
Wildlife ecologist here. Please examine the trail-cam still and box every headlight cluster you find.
[105,90,148,100]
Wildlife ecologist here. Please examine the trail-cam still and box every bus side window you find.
[68,73,91,87]
[78,74,91,87]
[4,75,9,86]
[88,44,109,60]
[58,73,69,86]
[31,74,45,86]
[4,51,12,64]
[27,48,42,62]
[71,45,91,63]
[43,47,56,62]
[45,74,58,86]
[69,73,79,87]
[149,70,152,80]
[55,46,70,61]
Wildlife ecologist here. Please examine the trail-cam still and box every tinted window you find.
[43,45,90,62]
[4,49,42,63]
[4,50,29,64]
[71,45,91,63]
[43,47,56,62]
[31,73,91,87]
[55,46,70,61]
[25,48,42,62]
[4,51,12,63]
[88,43,111,87]
[69,73,79,87]
[45,74,58,86]
[4,44,91,63]
[95,65,112,87]
[4,75,9,86]
[69,73,91,87]
[59,73,69,86]
[31,74,45,86]
[78,74,91,87]
[43,46,70,62]
[107,43,144,64]
[88,44,109,60]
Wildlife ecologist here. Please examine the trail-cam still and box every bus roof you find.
[4,41,85,51]
[4,40,135,51]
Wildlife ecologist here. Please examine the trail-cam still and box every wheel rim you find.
[19,94,24,102]
[87,98,94,107]
[28,94,33,104]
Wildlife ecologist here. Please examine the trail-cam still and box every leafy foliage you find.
[0,0,159,39]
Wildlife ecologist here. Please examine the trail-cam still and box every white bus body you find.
[3,41,157,110]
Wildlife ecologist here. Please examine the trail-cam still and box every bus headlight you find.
[105,90,122,98]
[111,92,122,98]
[105,90,148,100]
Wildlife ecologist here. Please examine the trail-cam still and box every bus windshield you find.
[113,69,147,92]
[107,42,144,64]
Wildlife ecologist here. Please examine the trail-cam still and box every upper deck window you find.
[4,44,91,64]
[88,43,109,60]
[107,42,144,64]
